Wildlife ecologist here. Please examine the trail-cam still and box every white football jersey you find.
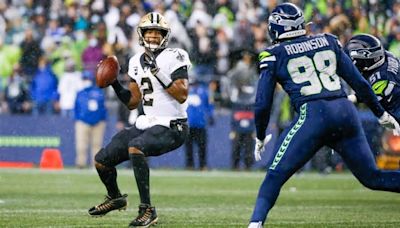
[128,48,191,118]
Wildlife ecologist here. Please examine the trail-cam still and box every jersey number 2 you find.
[141,77,153,106]
[287,50,341,96]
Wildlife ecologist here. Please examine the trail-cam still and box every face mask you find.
[89,38,98,47]
[75,31,85,41]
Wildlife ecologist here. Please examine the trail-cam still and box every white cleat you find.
[248,221,263,228]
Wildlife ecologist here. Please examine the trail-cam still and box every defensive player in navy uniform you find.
[345,34,400,125]
[88,12,191,228]
[248,3,400,228]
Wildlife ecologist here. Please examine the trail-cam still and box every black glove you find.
[144,51,159,75]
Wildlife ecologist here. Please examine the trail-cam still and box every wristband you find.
[155,70,173,88]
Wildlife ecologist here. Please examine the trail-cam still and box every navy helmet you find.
[344,33,385,72]
[268,3,306,42]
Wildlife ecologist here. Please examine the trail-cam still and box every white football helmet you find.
[137,12,170,51]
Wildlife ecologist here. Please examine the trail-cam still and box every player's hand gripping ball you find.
[96,56,120,88]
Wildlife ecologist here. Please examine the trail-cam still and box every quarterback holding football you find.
[88,12,191,228]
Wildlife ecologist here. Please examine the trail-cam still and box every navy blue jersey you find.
[361,51,400,119]
[255,33,385,139]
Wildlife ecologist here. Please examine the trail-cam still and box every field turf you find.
[0,169,399,227]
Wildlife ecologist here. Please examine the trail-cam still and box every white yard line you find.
[0,168,356,179]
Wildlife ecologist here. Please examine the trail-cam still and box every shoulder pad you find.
[131,51,144,62]
[259,45,279,61]
[385,52,400,75]
[258,50,273,61]
[158,47,192,72]
[385,50,398,60]
[323,33,338,40]
[322,33,342,47]
[163,48,189,59]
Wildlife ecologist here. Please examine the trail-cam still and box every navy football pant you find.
[250,98,400,223]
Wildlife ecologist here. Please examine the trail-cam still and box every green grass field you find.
[0,169,399,228]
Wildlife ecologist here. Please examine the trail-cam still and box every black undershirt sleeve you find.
[171,66,189,81]
[111,80,131,105]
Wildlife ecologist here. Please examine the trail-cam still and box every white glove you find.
[254,134,272,162]
[378,111,400,136]
[347,94,357,103]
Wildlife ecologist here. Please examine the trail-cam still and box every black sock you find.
[96,165,121,199]
[129,153,151,205]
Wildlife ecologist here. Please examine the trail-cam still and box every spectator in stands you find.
[82,32,104,76]
[45,17,65,43]
[190,21,216,82]
[232,13,255,51]
[32,6,48,39]
[4,64,31,114]
[165,5,193,51]
[51,35,83,78]
[215,28,231,78]
[30,55,58,116]
[57,59,83,118]
[185,78,214,170]
[388,27,400,57]
[0,37,21,90]
[186,0,213,30]
[227,50,258,170]
[74,71,107,168]
[19,28,42,81]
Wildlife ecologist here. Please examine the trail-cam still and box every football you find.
[96,55,120,88]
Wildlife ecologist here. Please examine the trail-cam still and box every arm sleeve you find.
[337,49,385,117]
[171,66,189,81]
[254,69,277,140]
[111,80,131,105]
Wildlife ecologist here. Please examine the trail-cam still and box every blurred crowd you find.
[0,0,399,170]
[1,0,400,115]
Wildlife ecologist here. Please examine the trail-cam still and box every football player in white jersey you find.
[88,12,191,228]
